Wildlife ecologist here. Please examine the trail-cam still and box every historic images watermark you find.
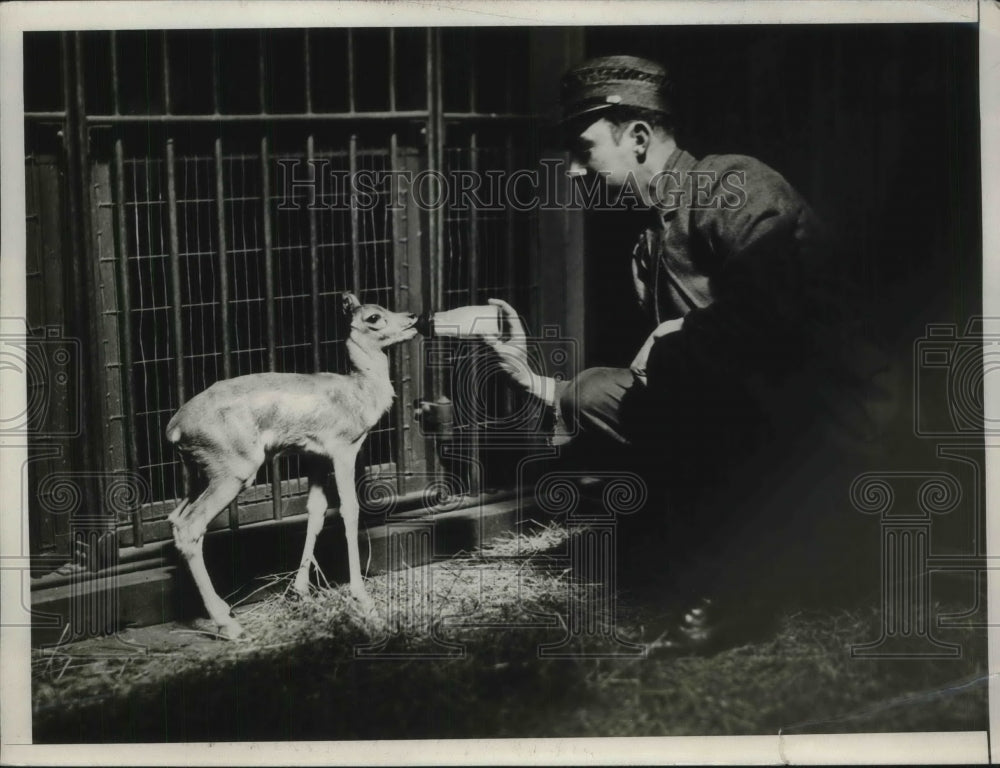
[851,317,997,660]
[417,318,579,445]
[0,323,82,437]
[276,158,749,214]
[352,460,649,660]
[530,469,648,659]
[913,318,1000,437]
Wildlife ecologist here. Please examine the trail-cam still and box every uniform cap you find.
[559,55,672,127]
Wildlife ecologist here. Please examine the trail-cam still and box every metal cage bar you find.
[389,130,408,493]
[165,138,190,515]
[466,132,482,495]
[83,111,435,124]
[214,137,239,532]
[425,28,446,480]
[260,135,282,520]
[113,139,143,547]
[307,134,321,372]
[71,32,108,524]
[26,28,539,548]
[349,134,361,296]
[165,140,186,407]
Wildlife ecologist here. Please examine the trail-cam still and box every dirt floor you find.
[32,524,988,742]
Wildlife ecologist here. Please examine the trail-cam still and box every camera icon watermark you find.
[358,469,469,518]
[850,470,965,659]
[36,470,151,527]
[0,323,82,437]
[914,318,1000,437]
[528,469,647,658]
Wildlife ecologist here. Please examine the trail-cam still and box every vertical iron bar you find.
[424,28,443,481]
[503,133,516,415]
[347,30,356,113]
[261,138,278,373]
[388,28,396,113]
[349,134,361,295]
[503,135,516,293]
[110,31,120,115]
[165,136,191,528]
[467,132,481,495]
[427,29,446,480]
[304,30,313,115]
[215,140,232,380]
[214,138,238,531]
[114,140,143,547]
[72,32,108,530]
[61,32,89,559]
[425,30,438,309]
[165,139,185,407]
[468,134,480,304]
[307,134,320,371]
[390,131,407,493]
[433,32,445,313]
[161,31,171,114]
[261,135,281,519]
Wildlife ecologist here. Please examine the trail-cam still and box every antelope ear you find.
[341,292,361,315]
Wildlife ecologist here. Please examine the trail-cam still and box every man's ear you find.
[630,121,651,161]
[341,292,361,315]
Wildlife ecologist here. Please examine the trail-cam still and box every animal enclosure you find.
[23,28,544,560]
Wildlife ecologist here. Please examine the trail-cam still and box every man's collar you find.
[662,145,697,174]
[651,146,698,222]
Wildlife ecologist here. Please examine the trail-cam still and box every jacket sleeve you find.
[645,156,834,397]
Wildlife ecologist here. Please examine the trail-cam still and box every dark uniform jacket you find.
[639,148,895,447]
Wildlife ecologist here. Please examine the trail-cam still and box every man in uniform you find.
[486,55,896,651]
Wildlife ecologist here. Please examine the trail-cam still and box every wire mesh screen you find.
[118,146,400,528]
[440,140,537,436]
[120,157,176,520]
[23,27,539,549]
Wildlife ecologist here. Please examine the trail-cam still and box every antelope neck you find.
[346,335,390,377]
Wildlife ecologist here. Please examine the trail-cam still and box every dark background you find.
[582,23,981,372]
[578,24,983,558]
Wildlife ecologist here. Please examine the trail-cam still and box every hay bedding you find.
[32,523,586,712]
[30,521,988,740]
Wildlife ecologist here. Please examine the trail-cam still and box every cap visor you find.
[538,103,615,149]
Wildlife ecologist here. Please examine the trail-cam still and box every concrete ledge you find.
[31,497,527,646]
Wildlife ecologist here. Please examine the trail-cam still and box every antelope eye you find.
[365,314,380,324]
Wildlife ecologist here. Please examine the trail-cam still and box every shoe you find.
[648,595,780,656]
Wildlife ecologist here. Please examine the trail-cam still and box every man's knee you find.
[560,367,633,443]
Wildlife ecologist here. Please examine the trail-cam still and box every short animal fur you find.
[166,292,418,638]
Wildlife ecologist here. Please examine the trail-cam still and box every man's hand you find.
[481,298,556,405]
[631,317,684,384]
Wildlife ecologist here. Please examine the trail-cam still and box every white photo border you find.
[1,1,993,764]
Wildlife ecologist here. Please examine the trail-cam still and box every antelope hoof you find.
[352,586,376,615]
[218,620,245,640]
[293,573,310,596]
